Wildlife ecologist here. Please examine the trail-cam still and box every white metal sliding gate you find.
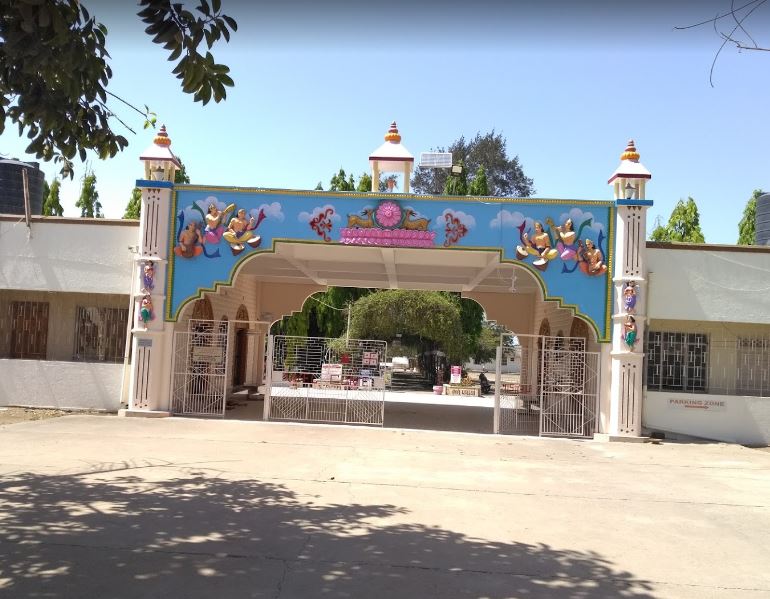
[170,319,230,416]
[265,335,387,426]
[497,334,599,438]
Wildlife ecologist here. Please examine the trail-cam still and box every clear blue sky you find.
[2,1,769,244]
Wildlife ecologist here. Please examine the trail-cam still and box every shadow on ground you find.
[0,462,656,598]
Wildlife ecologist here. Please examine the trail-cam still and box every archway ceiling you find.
[237,243,540,294]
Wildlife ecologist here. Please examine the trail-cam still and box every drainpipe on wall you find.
[119,246,139,408]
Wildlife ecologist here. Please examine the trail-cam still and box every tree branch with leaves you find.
[0,0,237,179]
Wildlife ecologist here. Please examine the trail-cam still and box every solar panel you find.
[419,152,453,168]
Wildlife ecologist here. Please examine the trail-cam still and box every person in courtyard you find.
[478,371,492,395]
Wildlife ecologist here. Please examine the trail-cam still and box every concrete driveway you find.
[1,416,769,598]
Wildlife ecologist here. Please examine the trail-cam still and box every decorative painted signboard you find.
[165,187,616,341]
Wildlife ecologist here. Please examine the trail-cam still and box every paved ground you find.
[1,416,769,599]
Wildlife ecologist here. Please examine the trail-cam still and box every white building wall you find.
[647,244,770,324]
[0,360,122,410]
[0,217,137,294]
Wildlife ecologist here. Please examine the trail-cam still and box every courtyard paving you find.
[0,415,769,598]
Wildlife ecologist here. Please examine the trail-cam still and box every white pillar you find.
[403,162,411,193]
[124,182,175,416]
[371,161,380,192]
[608,198,649,436]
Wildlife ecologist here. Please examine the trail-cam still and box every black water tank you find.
[757,194,770,246]
[0,159,46,215]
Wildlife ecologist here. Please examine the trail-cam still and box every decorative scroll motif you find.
[341,199,434,247]
[444,211,469,247]
[310,207,335,242]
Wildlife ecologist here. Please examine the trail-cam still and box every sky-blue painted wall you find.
[165,186,616,341]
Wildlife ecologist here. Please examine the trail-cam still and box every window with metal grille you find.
[73,306,128,362]
[736,337,770,397]
[3,301,49,359]
[646,331,708,393]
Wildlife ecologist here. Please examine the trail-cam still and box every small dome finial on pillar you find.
[620,139,640,162]
[384,121,401,143]
[153,125,172,147]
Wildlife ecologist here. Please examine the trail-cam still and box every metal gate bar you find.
[497,333,599,438]
[170,319,230,416]
[265,335,387,426]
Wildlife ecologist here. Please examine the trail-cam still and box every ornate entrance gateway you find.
[496,334,600,437]
[265,335,388,426]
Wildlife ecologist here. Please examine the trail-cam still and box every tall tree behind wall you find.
[75,170,103,218]
[649,197,705,243]
[737,189,766,245]
[41,179,64,216]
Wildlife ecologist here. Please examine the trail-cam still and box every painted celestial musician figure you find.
[204,202,236,244]
[516,221,558,271]
[576,238,607,276]
[623,281,638,313]
[223,208,266,255]
[547,217,578,261]
[174,220,204,258]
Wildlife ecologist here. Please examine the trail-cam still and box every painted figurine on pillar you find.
[141,261,155,293]
[623,281,638,314]
[139,295,155,328]
[622,315,637,350]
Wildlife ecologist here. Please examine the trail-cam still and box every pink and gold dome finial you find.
[621,139,640,162]
[384,121,401,143]
[153,124,171,147]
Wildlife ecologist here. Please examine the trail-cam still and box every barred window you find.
[3,301,49,359]
[646,332,708,393]
[73,306,128,362]
[736,337,770,397]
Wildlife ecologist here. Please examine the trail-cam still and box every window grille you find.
[736,337,770,397]
[73,306,128,363]
[0,301,49,359]
[646,332,708,393]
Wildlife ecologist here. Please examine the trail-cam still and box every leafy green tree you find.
[412,130,534,197]
[329,168,356,192]
[444,160,468,196]
[41,179,64,216]
[737,189,765,245]
[174,156,191,184]
[468,165,489,196]
[648,197,705,243]
[41,179,50,213]
[314,181,324,191]
[348,290,465,362]
[357,173,372,192]
[124,187,142,220]
[0,0,237,178]
[76,170,102,218]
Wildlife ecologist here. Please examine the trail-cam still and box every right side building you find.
[643,240,770,445]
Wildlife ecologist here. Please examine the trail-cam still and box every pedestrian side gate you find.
[496,334,600,438]
[264,335,387,426]
[170,319,230,416]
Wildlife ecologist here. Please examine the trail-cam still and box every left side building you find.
[0,216,138,410]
